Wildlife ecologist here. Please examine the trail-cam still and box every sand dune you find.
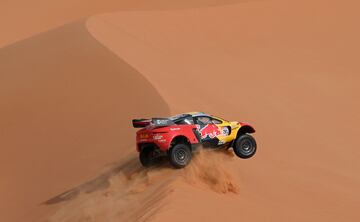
[0,21,169,222]
[0,0,246,48]
[85,1,360,221]
[1,0,360,222]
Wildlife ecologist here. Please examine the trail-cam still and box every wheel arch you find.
[138,143,156,152]
[170,135,191,149]
[236,123,256,138]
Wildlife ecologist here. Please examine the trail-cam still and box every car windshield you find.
[211,115,228,122]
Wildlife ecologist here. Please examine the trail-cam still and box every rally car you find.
[133,112,256,168]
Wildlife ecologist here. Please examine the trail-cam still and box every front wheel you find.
[169,144,192,168]
[233,134,257,159]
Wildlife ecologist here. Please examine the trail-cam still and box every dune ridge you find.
[0,0,249,48]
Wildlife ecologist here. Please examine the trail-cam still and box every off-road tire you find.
[169,144,192,168]
[139,146,156,167]
[233,134,257,159]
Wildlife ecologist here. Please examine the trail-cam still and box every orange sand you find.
[1,1,360,222]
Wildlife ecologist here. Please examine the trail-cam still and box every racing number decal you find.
[221,127,230,136]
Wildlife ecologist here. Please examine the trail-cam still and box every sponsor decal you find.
[170,128,180,131]
[153,134,163,140]
[153,134,167,142]
[197,124,221,139]
[154,119,168,125]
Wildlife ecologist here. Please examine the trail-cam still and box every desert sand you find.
[0,0,244,48]
[1,0,360,222]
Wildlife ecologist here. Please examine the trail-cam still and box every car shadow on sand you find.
[43,155,172,205]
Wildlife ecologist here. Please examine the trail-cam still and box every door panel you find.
[194,116,236,147]
[194,116,220,147]
[210,117,234,145]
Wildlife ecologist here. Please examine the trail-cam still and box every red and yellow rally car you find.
[133,112,256,168]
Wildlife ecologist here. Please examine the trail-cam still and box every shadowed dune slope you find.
[0,21,169,222]
[0,0,249,48]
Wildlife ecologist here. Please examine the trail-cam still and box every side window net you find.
[196,116,211,125]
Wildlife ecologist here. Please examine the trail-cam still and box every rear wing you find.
[132,118,175,128]
[132,119,151,128]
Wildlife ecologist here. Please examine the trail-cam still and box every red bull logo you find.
[197,124,221,139]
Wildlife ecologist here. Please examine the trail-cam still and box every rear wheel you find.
[233,134,257,159]
[139,146,156,167]
[169,144,192,168]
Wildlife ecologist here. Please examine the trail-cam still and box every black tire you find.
[233,134,257,159]
[169,144,192,168]
[139,146,156,167]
